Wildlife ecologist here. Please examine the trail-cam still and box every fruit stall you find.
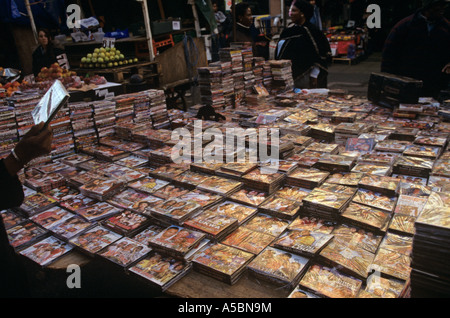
[65,38,161,89]
[1,0,211,107]
[0,62,124,104]
[73,45,160,86]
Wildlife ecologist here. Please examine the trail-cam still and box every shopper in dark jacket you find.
[32,28,64,77]
[276,0,331,88]
[381,0,450,98]
[234,2,269,59]
[0,122,53,297]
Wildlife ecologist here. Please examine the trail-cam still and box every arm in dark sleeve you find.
[316,30,332,64]
[0,159,24,210]
[32,49,42,77]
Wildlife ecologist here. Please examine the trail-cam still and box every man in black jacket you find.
[381,0,450,98]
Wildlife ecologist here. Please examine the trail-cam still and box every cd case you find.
[32,79,70,125]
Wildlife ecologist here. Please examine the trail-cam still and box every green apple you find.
[113,62,118,67]
[119,61,123,66]
[94,48,100,54]
[119,54,124,60]
[86,58,92,64]
[98,57,104,63]
[93,53,98,58]
[107,62,113,68]
[87,53,92,58]
[89,64,94,68]
[92,58,98,63]
[133,58,138,63]
[81,57,87,63]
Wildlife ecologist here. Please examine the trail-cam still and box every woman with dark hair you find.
[32,28,64,77]
[276,0,331,88]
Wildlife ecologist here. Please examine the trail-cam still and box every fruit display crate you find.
[74,61,160,84]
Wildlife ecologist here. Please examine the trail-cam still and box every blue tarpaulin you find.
[0,0,66,29]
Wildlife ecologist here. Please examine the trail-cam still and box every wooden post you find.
[232,0,236,42]
[87,0,96,16]
[188,0,202,38]
[138,0,155,61]
[157,0,166,19]
[24,0,38,45]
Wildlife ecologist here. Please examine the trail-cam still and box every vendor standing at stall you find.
[276,0,331,89]
[32,28,65,77]
[234,2,269,59]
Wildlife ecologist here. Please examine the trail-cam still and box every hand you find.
[14,122,53,165]
[442,63,450,74]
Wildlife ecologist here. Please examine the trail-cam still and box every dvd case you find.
[192,243,254,285]
[18,236,73,267]
[98,237,152,267]
[247,246,310,290]
[129,252,192,291]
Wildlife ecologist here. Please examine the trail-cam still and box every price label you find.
[57,53,71,70]
[105,92,115,99]
[103,37,116,48]
[96,89,109,97]
[172,20,181,30]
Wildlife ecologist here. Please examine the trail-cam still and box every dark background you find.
[1,0,450,70]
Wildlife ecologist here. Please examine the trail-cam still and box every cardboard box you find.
[151,19,182,36]
[368,72,423,108]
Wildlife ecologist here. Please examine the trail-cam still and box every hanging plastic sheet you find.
[0,0,66,29]
[195,0,218,33]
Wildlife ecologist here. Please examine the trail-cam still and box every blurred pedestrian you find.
[381,0,450,98]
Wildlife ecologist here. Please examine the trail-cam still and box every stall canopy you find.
[0,0,66,29]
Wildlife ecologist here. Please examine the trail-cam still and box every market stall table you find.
[64,36,150,66]
[165,271,290,298]
[73,61,160,84]
[68,82,124,102]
